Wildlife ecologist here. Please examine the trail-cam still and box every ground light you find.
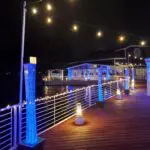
[75,103,84,125]
[116,81,122,100]
[131,79,135,90]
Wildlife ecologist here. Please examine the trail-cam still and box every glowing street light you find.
[46,17,52,24]
[140,57,143,60]
[134,56,137,59]
[97,31,102,38]
[32,7,38,15]
[119,35,125,42]
[46,3,52,11]
[140,40,146,46]
[72,24,78,32]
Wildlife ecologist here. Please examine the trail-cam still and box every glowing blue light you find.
[98,68,103,102]
[84,69,87,81]
[68,68,73,80]
[24,64,38,145]
[125,68,129,90]
[145,58,150,96]
[145,59,150,81]
[106,66,110,80]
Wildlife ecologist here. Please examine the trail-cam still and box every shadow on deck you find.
[41,85,150,150]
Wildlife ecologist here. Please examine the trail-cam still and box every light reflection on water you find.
[0,74,83,108]
[38,85,83,98]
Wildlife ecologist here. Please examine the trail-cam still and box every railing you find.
[0,105,18,150]
[0,80,124,150]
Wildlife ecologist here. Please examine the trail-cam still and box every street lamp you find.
[46,3,53,11]
[72,24,78,32]
[118,35,125,42]
[32,7,38,14]
[46,17,52,24]
[96,31,103,38]
[140,40,146,46]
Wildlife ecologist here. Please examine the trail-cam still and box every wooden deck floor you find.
[41,87,150,150]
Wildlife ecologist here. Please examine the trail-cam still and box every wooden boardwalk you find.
[41,87,150,150]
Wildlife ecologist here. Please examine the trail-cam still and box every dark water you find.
[0,74,81,108]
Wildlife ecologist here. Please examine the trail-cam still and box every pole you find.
[19,0,27,143]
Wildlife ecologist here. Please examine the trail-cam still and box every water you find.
[0,74,82,108]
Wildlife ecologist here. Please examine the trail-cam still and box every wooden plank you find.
[41,88,150,150]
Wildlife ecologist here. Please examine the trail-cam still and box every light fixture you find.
[128,54,131,57]
[75,103,84,125]
[46,3,53,11]
[32,7,38,15]
[119,35,125,42]
[140,40,146,46]
[134,56,137,59]
[72,24,78,32]
[131,79,135,90]
[97,31,102,38]
[140,57,143,60]
[47,17,52,24]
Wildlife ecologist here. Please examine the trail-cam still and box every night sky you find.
[1,0,150,71]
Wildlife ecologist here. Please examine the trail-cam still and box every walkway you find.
[41,87,150,150]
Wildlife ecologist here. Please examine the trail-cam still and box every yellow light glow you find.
[97,31,102,37]
[47,17,52,24]
[76,103,82,117]
[46,3,52,11]
[72,24,78,32]
[140,40,146,46]
[119,35,125,42]
[116,89,121,95]
[32,7,38,15]
[131,79,135,89]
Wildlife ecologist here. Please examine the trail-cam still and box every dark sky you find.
[1,0,150,71]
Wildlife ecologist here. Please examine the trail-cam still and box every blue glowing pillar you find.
[84,69,87,81]
[68,68,73,80]
[106,66,110,80]
[98,68,103,102]
[145,58,150,96]
[24,63,38,145]
[124,68,129,92]
[88,66,90,80]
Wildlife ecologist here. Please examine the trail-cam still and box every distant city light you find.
[140,57,143,60]
[128,54,131,57]
[32,7,38,15]
[97,31,103,38]
[72,24,78,32]
[140,40,146,46]
[134,56,137,59]
[46,3,53,11]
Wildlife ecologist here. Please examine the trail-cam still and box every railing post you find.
[19,105,22,144]
[88,86,92,107]
[13,105,17,149]
[109,81,112,97]
[54,96,56,125]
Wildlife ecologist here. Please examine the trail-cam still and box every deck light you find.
[75,103,84,125]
